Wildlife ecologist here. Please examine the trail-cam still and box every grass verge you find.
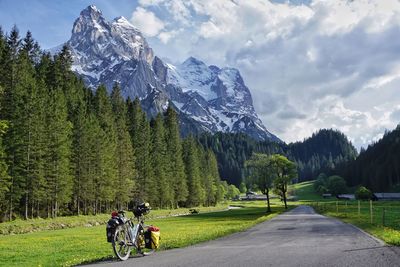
[291,180,400,246]
[311,201,400,246]
[0,202,290,267]
[0,205,228,235]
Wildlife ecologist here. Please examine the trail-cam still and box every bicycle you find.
[106,203,159,261]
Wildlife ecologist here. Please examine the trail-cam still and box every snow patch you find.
[166,60,218,101]
[218,68,239,96]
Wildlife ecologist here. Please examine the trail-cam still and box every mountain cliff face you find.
[59,5,280,142]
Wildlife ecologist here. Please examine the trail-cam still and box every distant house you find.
[373,193,400,201]
[336,194,355,200]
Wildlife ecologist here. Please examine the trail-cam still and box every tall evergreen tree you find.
[0,121,11,217]
[150,114,173,208]
[43,89,72,218]
[21,31,41,64]
[183,136,205,207]
[93,85,117,214]
[204,149,219,206]
[127,98,152,203]
[79,113,102,215]
[111,84,135,209]
[165,106,187,207]
[3,49,45,219]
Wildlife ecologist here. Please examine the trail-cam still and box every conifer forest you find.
[0,27,225,221]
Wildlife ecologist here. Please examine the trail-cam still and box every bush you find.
[314,173,328,194]
[227,185,240,199]
[327,175,348,196]
[239,182,247,193]
[355,186,372,200]
[316,185,329,194]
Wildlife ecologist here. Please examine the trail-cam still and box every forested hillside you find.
[333,125,400,191]
[0,26,226,221]
[198,129,357,186]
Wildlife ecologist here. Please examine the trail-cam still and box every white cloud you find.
[136,0,400,148]
[130,7,164,37]
[158,30,179,44]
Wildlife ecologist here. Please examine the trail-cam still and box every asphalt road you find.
[84,206,400,267]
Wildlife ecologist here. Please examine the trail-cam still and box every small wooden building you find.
[373,193,400,201]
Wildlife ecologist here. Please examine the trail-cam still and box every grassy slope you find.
[292,181,400,246]
[290,180,325,202]
[0,202,289,267]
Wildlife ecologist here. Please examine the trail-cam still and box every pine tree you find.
[0,121,11,217]
[3,49,45,219]
[111,83,135,210]
[183,136,205,207]
[140,112,153,204]
[93,85,117,214]
[164,106,187,208]
[150,114,173,208]
[127,98,152,203]
[43,89,72,218]
[79,113,101,215]
[26,52,47,219]
[205,149,220,206]
[21,31,41,64]
[70,94,89,215]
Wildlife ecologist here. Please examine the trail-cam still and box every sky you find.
[1,0,400,149]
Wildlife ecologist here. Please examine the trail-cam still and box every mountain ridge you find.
[56,5,281,142]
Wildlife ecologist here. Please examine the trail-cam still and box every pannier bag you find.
[106,211,124,242]
[144,226,160,249]
[106,218,120,242]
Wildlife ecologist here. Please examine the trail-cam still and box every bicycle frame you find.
[125,216,146,247]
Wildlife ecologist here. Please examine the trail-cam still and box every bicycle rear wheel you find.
[136,230,156,256]
[112,225,131,261]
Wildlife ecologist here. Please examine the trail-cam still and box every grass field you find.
[0,205,228,235]
[0,202,290,267]
[290,180,325,202]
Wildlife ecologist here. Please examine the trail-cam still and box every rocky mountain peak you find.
[57,6,280,142]
[72,5,107,35]
[182,56,205,66]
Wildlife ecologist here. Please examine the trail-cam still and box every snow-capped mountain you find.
[58,5,280,142]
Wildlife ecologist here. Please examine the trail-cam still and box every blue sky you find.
[0,0,139,48]
[1,0,400,148]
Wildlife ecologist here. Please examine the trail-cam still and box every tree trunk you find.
[77,197,80,215]
[36,200,40,218]
[24,193,28,220]
[8,183,13,221]
[264,188,271,213]
[25,125,31,220]
[9,158,14,221]
[282,185,287,209]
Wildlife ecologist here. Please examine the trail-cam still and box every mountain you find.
[55,5,280,142]
[198,129,357,186]
[332,125,400,192]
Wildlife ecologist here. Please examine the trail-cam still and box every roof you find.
[337,194,355,200]
[373,193,400,199]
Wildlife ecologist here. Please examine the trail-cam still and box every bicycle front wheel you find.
[112,225,131,261]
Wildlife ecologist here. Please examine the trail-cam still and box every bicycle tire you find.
[136,229,156,256]
[112,225,131,261]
